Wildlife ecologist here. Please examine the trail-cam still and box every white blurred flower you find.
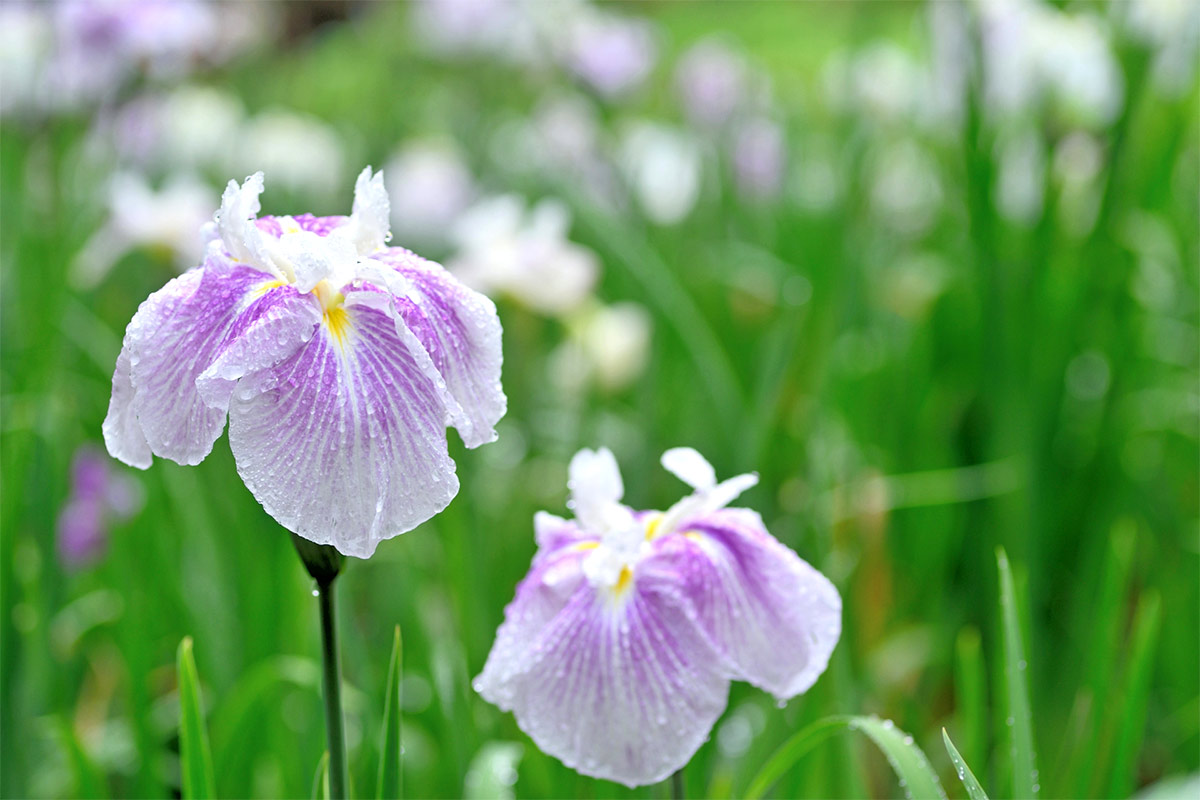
[564,10,657,97]
[849,42,921,122]
[411,0,574,67]
[1115,0,1200,96]
[867,139,942,237]
[1052,131,1104,238]
[109,85,245,171]
[489,93,621,209]
[232,109,346,198]
[977,0,1123,126]
[674,37,747,128]
[71,171,213,288]
[449,195,599,316]
[731,117,786,201]
[0,3,53,117]
[551,302,652,393]
[619,122,703,225]
[995,127,1046,225]
[385,140,476,247]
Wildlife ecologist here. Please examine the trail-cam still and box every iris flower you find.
[103,167,506,557]
[475,447,841,786]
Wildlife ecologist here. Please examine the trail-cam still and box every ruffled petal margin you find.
[103,264,277,468]
[371,249,506,448]
[666,508,842,699]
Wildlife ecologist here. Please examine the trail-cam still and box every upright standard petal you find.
[371,249,506,448]
[103,264,277,468]
[344,165,391,254]
[566,447,624,530]
[475,548,730,788]
[667,508,842,699]
[222,287,462,558]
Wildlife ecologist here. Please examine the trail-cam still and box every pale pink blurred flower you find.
[385,141,477,247]
[565,11,657,97]
[731,117,786,201]
[674,37,747,128]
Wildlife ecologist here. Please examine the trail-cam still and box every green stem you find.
[317,576,348,799]
[671,768,685,800]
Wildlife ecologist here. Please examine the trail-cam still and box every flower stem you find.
[291,535,348,797]
[671,768,685,800]
[317,575,348,799]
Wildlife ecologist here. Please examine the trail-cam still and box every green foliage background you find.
[2,2,1197,798]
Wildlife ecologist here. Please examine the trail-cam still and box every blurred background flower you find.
[56,447,143,570]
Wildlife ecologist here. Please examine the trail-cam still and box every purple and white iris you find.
[475,447,841,787]
[103,167,506,558]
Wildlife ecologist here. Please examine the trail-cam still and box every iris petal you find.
[370,250,506,448]
[104,265,274,468]
[223,288,460,558]
[475,547,730,788]
[667,508,841,699]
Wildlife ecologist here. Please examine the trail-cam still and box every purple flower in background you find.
[675,37,747,128]
[731,117,787,201]
[57,447,143,569]
[475,447,841,786]
[103,167,506,557]
[565,11,657,98]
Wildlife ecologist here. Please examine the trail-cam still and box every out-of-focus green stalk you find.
[316,578,348,800]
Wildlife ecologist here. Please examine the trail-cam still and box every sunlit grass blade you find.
[177,637,215,800]
[312,751,330,800]
[744,715,945,800]
[377,625,403,800]
[996,548,1038,799]
[943,728,989,800]
[1105,590,1163,799]
[954,626,987,776]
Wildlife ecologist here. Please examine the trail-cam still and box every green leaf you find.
[177,637,216,800]
[1105,590,1162,799]
[312,752,330,800]
[996,548,1038,799]
[943,728,989,800]
[953,626,987,774]
[377,625,403,800]
[744,715,946,800]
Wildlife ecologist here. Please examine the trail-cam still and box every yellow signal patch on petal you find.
[324,305,351,347]
[614,566,634,596]
[251,279,287,298]
[643,512,664,541]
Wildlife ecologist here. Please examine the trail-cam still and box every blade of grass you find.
[377,625,403,800]
[997,548,1038,799]
[1066,522,1136,797]
[177,636,216,800]
[1104,590,1163,799]
[312,752,330,800]
[744,715,946,800]
[943,728,989,800]
[954,626,987,778]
